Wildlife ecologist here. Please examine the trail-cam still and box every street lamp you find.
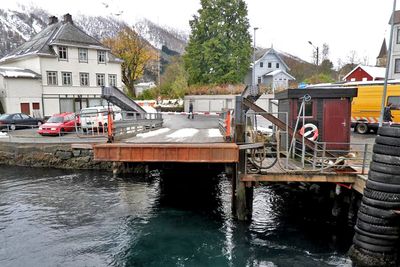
[252,27,259,88]
[308,41,319,66]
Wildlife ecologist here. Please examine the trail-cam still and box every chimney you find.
[63,13,73,24]
[48,16,58,25]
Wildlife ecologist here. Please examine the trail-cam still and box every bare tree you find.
[322,43,329,62]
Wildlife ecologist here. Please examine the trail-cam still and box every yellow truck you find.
[350,81,400,134]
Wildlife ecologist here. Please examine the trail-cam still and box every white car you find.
[79,106,122,132]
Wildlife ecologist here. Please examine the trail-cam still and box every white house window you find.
[58,46,68,60]
[257,77,262,84]
[62,72,72,85]
[397,28,400,44]
[276,63,280,68]
[97,50,106,63]
[80,73,89,86]
[268,62,271,68]
[96,74,105,86]
[109,74,117,86]
[260,62,263,68]
[47,71,57,85]
[79,48,88,63]
[395,59,400,73]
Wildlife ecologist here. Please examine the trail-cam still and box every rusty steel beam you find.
[93,143,239,163]
[241,173,357,183]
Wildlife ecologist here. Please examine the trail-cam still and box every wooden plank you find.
[353,175,367,194]
[241,173,357,183]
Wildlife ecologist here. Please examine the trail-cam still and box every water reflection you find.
[0,165,352,267]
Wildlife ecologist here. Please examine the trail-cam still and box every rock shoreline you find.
[0,143,112,171]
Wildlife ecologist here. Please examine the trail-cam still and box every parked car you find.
[38,112,78,136]
[0,113,44,131]
[80,106,122,133]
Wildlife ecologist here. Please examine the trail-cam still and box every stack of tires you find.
[349,127,400,267]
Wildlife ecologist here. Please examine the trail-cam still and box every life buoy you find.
[299,123,319,141]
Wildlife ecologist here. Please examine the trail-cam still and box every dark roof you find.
[0,17,117,63]
[390,10,400,24]
[275,87,358,100]
[377,39,387,59]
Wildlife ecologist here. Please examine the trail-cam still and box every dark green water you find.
[0,166,353,266]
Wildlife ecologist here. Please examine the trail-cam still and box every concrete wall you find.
[184,94,277,113]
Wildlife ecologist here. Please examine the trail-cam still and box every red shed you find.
[343,64,385,82]
[275,87,358,151]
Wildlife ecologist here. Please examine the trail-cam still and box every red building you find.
[343,64,385,82]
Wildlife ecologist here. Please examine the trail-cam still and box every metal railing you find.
[0,111,163,143]
[240,110,373,175]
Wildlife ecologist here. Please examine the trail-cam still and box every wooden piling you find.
[232,96,253,220]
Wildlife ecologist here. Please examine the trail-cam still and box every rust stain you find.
[93,143,239,163]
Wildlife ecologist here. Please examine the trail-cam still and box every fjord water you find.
[0,166,353,266]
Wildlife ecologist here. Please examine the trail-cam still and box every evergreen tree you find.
[184,0,252,85]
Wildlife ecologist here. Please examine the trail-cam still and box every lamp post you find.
[308,41,319,66]
[252,27,259,88]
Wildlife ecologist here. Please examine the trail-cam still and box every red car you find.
[38,112,78,136]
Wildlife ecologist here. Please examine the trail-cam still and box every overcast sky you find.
[3,0,395,68]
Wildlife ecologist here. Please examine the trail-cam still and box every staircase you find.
[101,86,146,113]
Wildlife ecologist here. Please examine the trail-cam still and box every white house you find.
[244,47,295,92]
[0,14,123,117]
[389,10,400,79]
[0,67,42,115]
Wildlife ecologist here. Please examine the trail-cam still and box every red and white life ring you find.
[299,123,319,141]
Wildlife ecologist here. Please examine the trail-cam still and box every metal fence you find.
[0,111,163,143]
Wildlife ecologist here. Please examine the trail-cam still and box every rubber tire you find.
[37,121,42,127]
[364,188,400,202]
[373,143,400,157]
[356,123,369,134]
[60,128,65,136]
[10,124,16,131]
[367,179,400,193]
[354,233,399,246]
[372,153,400,166]
[358,202,398,219]
[355,225,400,241]
[357,219,400,235]
[357,210,398,226]
[378,126,400,138]
[353,237,397,253]
[370,161,400,175]
[362,196,400,210]
[368,170,400,185]
[375,136,400,147]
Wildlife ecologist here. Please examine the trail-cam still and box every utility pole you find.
[379,0,397,127]
[308,41,319,66]
[251,27,258,95]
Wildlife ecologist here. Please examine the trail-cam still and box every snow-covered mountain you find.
[0,6,188,58]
